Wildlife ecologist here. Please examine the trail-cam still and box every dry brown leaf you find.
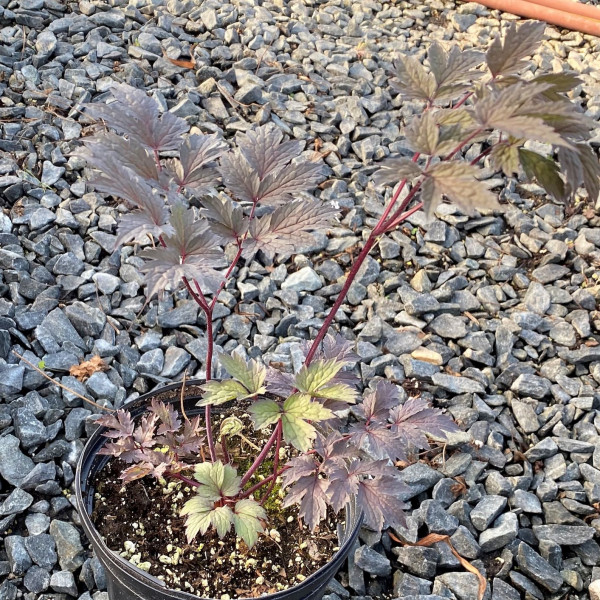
[390,531,487,600]
[70,356,109,382]
[162,51,196,69]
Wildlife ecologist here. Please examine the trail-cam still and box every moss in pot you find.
[74,21,600,600]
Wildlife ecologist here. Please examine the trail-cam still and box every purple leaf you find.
[358,476,409,531]
[390,397,458,449]
[282,472,329,531]
[255,160,323,206]
[238,125,304,179]
[219,150,260,204]
[85,83,189,152]
[348,420,408,462]
[97,410,135,437]
[170,134,227,191]
[359,381,399,422]
[281,455,319,487]
[200,195,248,244]
[243,199,335,259]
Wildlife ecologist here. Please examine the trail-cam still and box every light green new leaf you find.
[192,460,241,499]
[311,382,359,403]
[248,399,281,430]
[197,380,250,407]
[212,505,235,539]
[232,499,266,548]
[295,359,344,396]
[281,394,334,452]
[217,353,266,395]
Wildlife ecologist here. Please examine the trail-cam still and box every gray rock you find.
[24,534,57,570]
[25,513,51,536]
[36,30,57,54]
[64,408,92,441]
[524,282,551,314]
[471,495,507,531]
[354,545,391,576]
[511,400,540,433]
[429,314,468,339]
[532,264,570,284]
[24,565,51,593]
[160,346,191,378]
[13,408,49,448]
[524,438,558,461]
[422,500,459,535]
[398,463,443,501]
[86,372,118,399]
[20,462,56,491]
[0,434,35,486]
[432,373,485,394]
[65,302,106,337]
[510,490,542,513]
[492,578,521,600]
[5,536,32,575]
[92,273,121,295]
[532,524,595,545]
[479,512,519,552]
[281,267,322,292]
[0,488,34,516]
[511,374,551,399]
[516,543,563,592]
[49,520,85,571]
[0,364,24,396]
[50,570,78,596]
[394,546,439,579]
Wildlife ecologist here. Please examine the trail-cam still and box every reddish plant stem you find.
[239,465,289,499]
[240,420,282,488]
[380,180,424,233]
[259,422,283,505]
[165,472,199,488]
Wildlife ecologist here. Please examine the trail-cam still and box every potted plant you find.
[74,21,599,600]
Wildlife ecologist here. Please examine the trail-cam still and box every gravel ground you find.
[1,1,600,599]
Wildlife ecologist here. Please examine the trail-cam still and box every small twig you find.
[12,350,115,412]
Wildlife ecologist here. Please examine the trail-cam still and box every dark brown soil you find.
[91,398,340,599]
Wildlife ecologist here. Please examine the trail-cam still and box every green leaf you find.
[281,394,334,452]
[37,360,46,370]
[518,148,566,201]
[181,496,214,542]
[295,359,344,395]
[219,416,244,437]
[217,353,266,395]
[212,505,235,539]
[310,382,359,403]
[181,496,234,542]
[192,460,241,499]
[197,380,250,407]
[248,399,281,430]
[232,499,266,548]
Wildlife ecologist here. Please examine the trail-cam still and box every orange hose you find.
[524,0,600,21]
[474,0,600,36]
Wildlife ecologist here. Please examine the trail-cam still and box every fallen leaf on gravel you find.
[70,356,108,382]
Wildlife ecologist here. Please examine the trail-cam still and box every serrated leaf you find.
[281,455,318,487]
[148,399,182,434]
[238,125,304,179]
[486,21,546,78]
[197,380,251,407]
[361,381,399,422]
[281,393,334,452]
[256,160,324,206]
[294,359,344,395]
[491,140,521,177]
[518,148,566,201]
[172,134,227,191]
[248,399,281,430]
[217,353,266,395]
[97,410,135,438]
[243,199,335,260]
[310,382,358,403]
[181,496,234,542]
[133,413,158,448]
[219,150,260,204]
[85,83,189,152]
[422,161,501,219]
[575,143,600,203]
[390,397,458,449]
[200,195,248,243]
[192,460,241,499]
[282,472,329,531]
[120,463,155,483]
[405,111,439,155]
[392,55,436,102]
[232,499,266,548]
[372,157,422,188]
[428,43,484,102]
[348,420,408,462]
[358,476,409,531]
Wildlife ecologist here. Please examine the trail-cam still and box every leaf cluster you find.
[377,21,600,218]
[79,84,336,299]
[96,398,204,483]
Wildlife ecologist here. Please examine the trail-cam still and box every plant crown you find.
[87,22,599,549]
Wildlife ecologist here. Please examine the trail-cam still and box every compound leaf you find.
[281,393,334,452]
[491,140,522,177]
[192,460,241,500]
[282,472,329,531]
[181,496,234,542]
[294,359,344,395]
[173,134,227,191]
[256,160,323,206]
[200,195,248,243]
[392,55,436,102]
[358,476,409,531]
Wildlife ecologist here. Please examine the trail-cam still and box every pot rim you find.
[75,378,363,600]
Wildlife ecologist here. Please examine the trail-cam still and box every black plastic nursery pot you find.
[75,379,363,600]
